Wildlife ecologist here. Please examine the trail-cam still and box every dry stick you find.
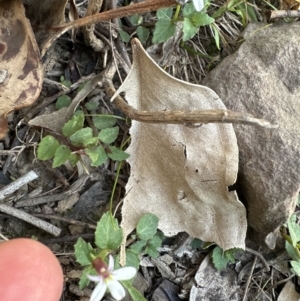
[245,247,270,271]
[0,171,38,203]
[0,204,61,236]
[242,254,258,301]
[0,171,62,236]
[41,0,177,57]
[103,79,278,128]
[268,10,300,20]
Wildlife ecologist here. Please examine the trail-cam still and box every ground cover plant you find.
[0,0,300,300]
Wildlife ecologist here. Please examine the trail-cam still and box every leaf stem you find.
[172,4,181,22]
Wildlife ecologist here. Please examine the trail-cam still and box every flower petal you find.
[108,255,114,272]
[90,280,107,301]
[112,267,137,281]
[87,275,102,282]
[193,0,204,11]
[107,280,126,301]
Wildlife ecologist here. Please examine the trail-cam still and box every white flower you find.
[192,0,204,11]
[88,255,137,301]
[176,0,204,11]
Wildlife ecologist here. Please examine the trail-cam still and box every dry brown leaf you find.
[22,0,68,47]
[113,40,246,250]
[0,0,43,138]
[28,73,104,133]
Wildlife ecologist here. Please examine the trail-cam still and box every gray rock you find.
[203,22,300,247]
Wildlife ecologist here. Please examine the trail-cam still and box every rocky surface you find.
[203,22,300,247]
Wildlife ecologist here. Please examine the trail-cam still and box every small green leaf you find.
[122,281,147,301]
[145,244,159,258]
[285,241,299,261]
[70,128,93,145]
[74,237,93,266]
[79,266,96,289]
[86,146,108,166]
[37,136,59,160]
[95,212,123,250]
[62,112,85,137]
[130,14,143,25]
[191,13,215,27]
[69,153,79,166]
[107,146,130,161]
[288,214,300,247]
[136,213,159,240]
[210,23,220,49]
[148,234,162,249]
[157,7,173,19]
[190,238,203,249]
[152,19,176,44]
[212,246,229,271]
[182,2,197,16]
[182,18,199,41]
[85,99,99,111]
[93,116,117,130]
[130,240,147,254]
[125,249,141,269]
[136,27,150,44]
[56,95,71,110]
[83,137,99,148]
[52,145,71,168]
[99,126,119,144]
[120,30,131,43]
[291,260,300,276]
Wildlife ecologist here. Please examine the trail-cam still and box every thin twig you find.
[0,204,61,236]
[0,171,38,203]
[268,9,300,20]
[245,247,270,271]
[242,254,258,301]
[103,79,278,128]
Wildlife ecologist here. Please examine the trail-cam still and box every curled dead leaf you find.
[113,39,247,251]
[0,0,43,138]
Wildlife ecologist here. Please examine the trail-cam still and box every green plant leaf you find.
[62,112,85,137]
[37,136,59,160]
[93,115,117,130]
[121,280,147,301]
[191,13,215,27]
[152,19,176,44]
[190,238,203,249]
[182,18,199,41]
[70,127,93,145]
[210,23,220,49]
[120,30,131,43]
[130,14,143,25]
[148,234,162,249]
[95,212,123,250]
[291,260,300,276]
[212,246,229,271]
[85,99,99,111]
[136,26,149,44]
[130,240,147,254]
[107,146,130,161]
[83,137,99,148]
[136,213,159,240]
[74,237,93,266]
[157,7,173,19]
[182,2,197,16]
[145,244,159,258]
[125,249,141,269]
[69,153,79,166]
[52,145,71,168]
[285,241,299,261]
[79,266,96,289]
[56,95,71,110]
[288,214,300,247]
[85,146,108,167]
[99,126,119,144]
